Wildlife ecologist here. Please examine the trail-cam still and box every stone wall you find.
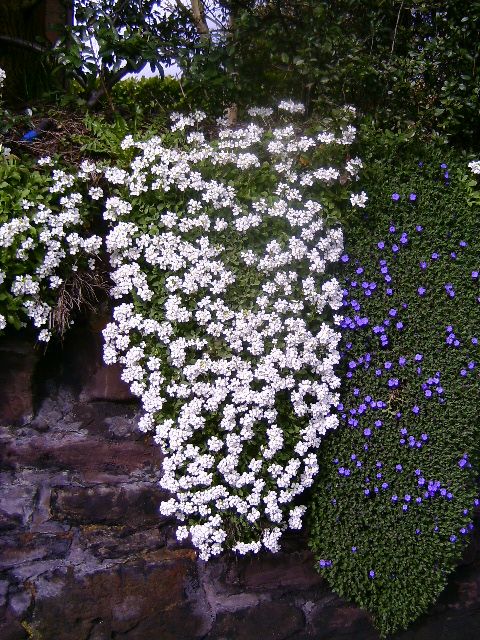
[1,323,480,640]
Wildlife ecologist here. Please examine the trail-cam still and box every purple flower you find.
[351,546,357,553]
[369,570,375,579]
[431,252,439,260]
[440,163,448,169]
[416,225,423,232]
[418,286,426,296]
[392,244,399,253]
[472,271,479,279]
[389,225,396,233]
[414,354,423,362]
[395,464,403,472]
[377,241,385,249]
[412,405,420,415]
[420,261,427,270]
[398,356,406,366]
[409,193,417,201]
[391,194,400,202]
[364,428,372,437]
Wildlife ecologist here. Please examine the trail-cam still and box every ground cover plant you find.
[309,148,480,636]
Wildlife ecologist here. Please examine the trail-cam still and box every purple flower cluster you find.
[446,325,461,347]
[421,373,444,400]
[444,283,455,298]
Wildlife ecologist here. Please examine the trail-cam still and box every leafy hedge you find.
[309,147,480,636]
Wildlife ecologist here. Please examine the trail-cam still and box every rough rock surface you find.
[1,328,479,640]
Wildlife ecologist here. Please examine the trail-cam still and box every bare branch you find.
[0,35,47,54]
[391,1,404,56]
[190,0,210,36]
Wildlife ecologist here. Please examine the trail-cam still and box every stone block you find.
[29,549,210,640]
[208,601,305,640]
[50,484,166,526]
[0,337,38,425]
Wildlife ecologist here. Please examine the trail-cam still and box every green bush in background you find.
[111,77,186,120]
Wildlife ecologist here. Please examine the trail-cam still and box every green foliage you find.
[73,112,134,157]
[52,0,195,108]
[185,1,480,145]
[308,146,480,636]
[111,77,186,120]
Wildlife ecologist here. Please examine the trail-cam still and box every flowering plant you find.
[309,151,480,637]
[0,155,104,338]
[100,103,365,558]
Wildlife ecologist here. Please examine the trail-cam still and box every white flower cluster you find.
[350,191,368,208]
[101,102,362,560]
[468,160,480,175]
[247,107,274,118]
[0,67,5,90]
[278,100,306,114]
[0,167,102,340]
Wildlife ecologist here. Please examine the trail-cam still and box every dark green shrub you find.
[111,77,186,119]
[308,147,480,637]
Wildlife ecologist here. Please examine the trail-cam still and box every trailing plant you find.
[0,146,104,338]
[100,102,365,559]
[309,148,480,637]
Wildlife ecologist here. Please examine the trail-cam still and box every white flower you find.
[468,160,480,175]
[247,107,274,118]
[278,100,305,114]
[350,191,368,208]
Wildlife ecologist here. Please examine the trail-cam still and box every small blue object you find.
[21,130,38,141]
